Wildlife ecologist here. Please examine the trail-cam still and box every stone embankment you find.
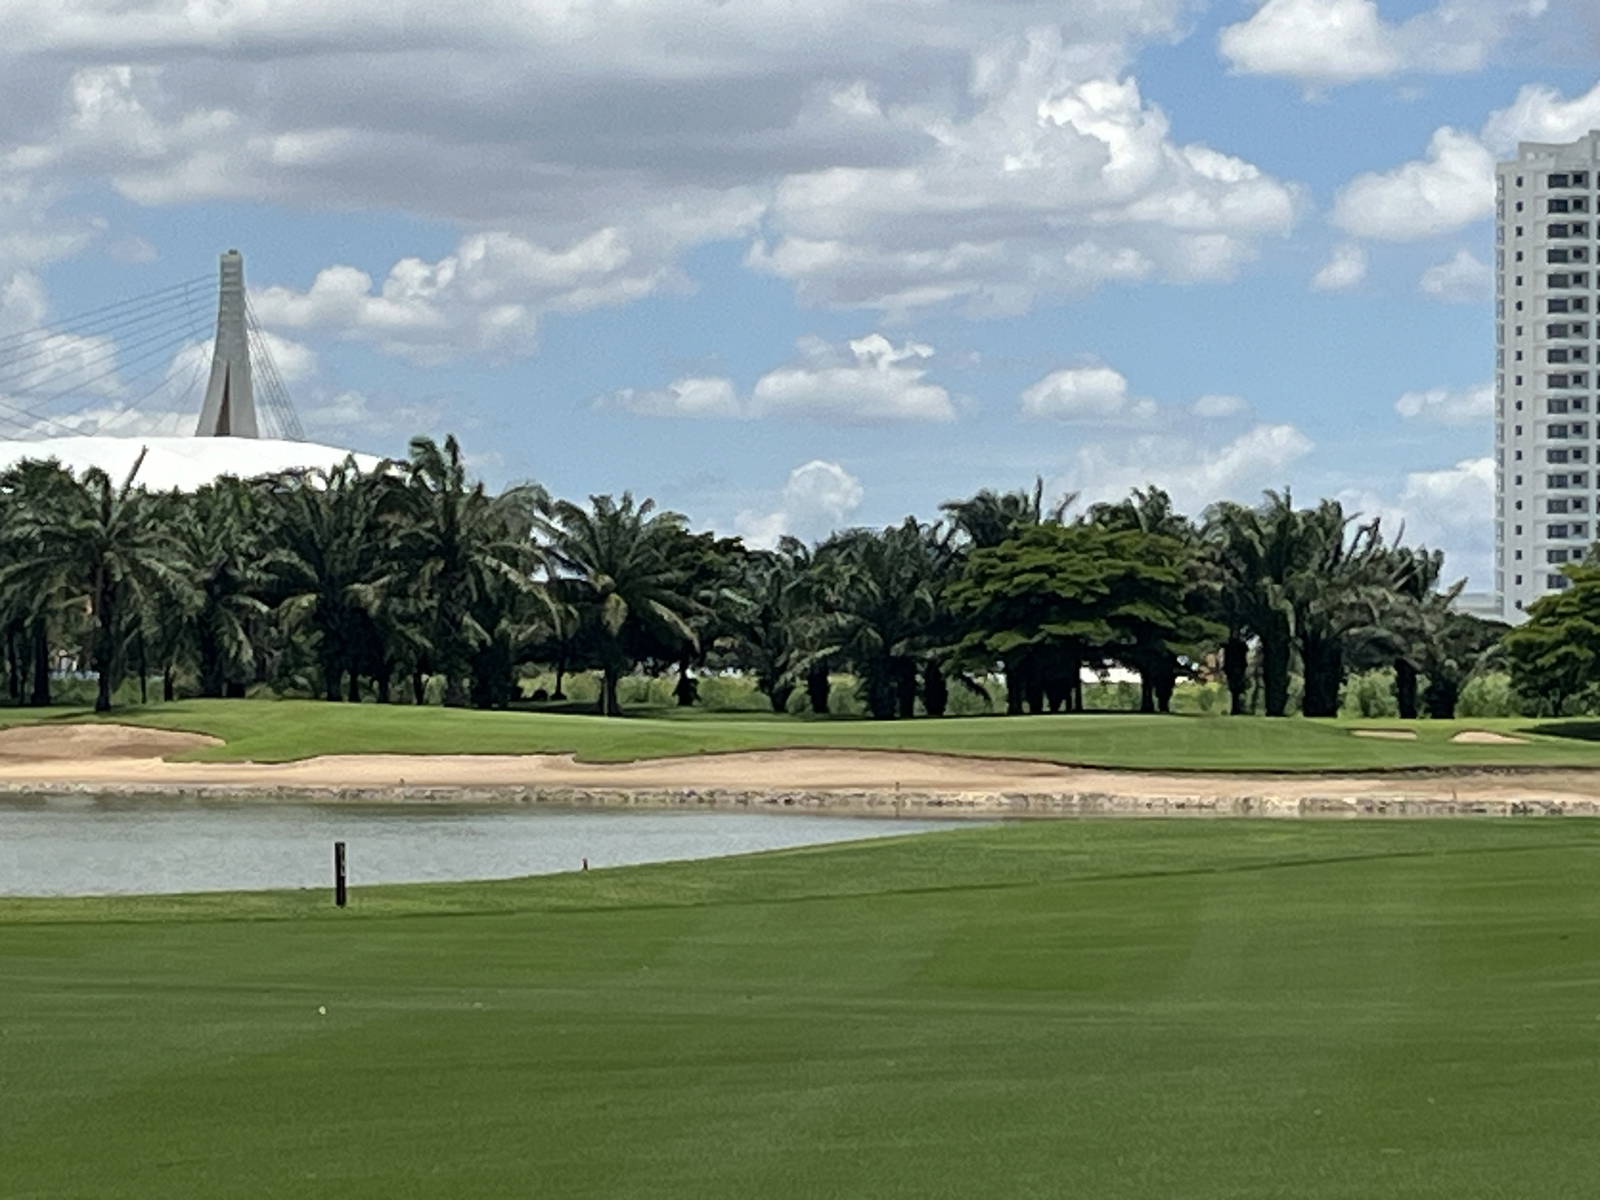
[2,781,1594,819]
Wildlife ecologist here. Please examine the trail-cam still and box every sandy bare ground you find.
[1451,730,1528,745]
[1351,729,1418,740]
[0,724,1598,815]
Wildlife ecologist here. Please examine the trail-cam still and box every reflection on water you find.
[0,795,968,896]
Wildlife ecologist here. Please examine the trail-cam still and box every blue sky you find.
[3,0,1599,587]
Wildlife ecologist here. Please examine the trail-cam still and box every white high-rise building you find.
[1495,131,1600,622]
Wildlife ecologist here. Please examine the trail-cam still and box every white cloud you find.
[1057,422,1315,513]
[600,377,740,419]
[1481,79,1600,152]
[748,334,955,424]
[600,334,955,425]
[1020,365,1156,423]
[1330,78,1600,243]
[1192,393,1247,418]
[749,34,1299,313]
[0,2,1264,334]
[252,229,679,364]
[1419,249,1493,302]
[1395,381,1493,425]
[735,459,865,547]
[1339,456,1494,585]
[1310,241,1368,291]
[1219,0,1545,90]
[1331,127,1495,240]
[297,389,447,443]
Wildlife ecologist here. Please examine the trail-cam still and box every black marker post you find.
[334,841,347,908]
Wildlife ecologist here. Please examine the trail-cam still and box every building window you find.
[1549,474,1568,488]
[1548,499,1569,514]
[1550,574,1572,590]
[1550,376,1570,390]
[1550,350,1571,363]
[1549,449,1570,463]
[1548,423,1566,438]
[1551,174,1570,188]
[1547,525,1566,538]
[1548,549,1571,564]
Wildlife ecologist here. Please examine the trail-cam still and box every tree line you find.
[0,435,1505,718]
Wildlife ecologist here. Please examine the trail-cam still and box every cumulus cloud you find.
[599,334,955,425]
[1395,381,1494,425]
[1056,422,1315,514]
[1419,249,1493,302]
[252,229,679,364]
[1192,393,1247,418]
[0,1,1280,337]
[1219,0,1546,90]
[749,33,1300,314]
[1310,241,1368,291]
[748,334,955,424]
[1020,365,1156,423]
[1339,457,1495,585]
[735,459,865,547]
[1331,127,1496,241]
[600,377,741,420]
[1331,78,1600,242]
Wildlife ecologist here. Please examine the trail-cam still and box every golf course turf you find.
[5,819,1599,1198]
[9,697,1600,770]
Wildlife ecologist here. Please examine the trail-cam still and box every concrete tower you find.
[1494,131,1600,621]
[194,249,259,438]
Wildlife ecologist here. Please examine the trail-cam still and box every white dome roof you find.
[0,435,383,492]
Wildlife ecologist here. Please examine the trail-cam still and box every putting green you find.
[5,819,1599,1198]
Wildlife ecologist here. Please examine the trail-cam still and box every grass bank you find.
[7,697,1600,771]
[5,820,1599,1197]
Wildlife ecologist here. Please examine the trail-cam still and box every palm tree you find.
[0,451,193,712]
[167,477,270,698]
[400,435,548,707]
[941,478,1075,549]
[534,492,699,716]
[1203,493,1298,718]
[0,459,81,706]
[1284,500,1389,718]
[794,520,942,720]
[260,458,404,702]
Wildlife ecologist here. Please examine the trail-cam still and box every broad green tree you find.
[1504,565,1600,714]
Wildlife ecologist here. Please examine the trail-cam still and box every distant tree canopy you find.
[0,436,1504,718]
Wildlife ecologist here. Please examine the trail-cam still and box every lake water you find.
[0,796,969,896]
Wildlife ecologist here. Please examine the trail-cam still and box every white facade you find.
[0,436,380,492]
[1495,131,1600,622]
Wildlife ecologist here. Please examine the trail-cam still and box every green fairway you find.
[9,697,1600,771]
[5,820,1600,1198]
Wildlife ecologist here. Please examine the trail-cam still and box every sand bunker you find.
[1450,730,1528,745]
[1351,729,1418,741]
[0,723,220,762]
[2,723,1598,816]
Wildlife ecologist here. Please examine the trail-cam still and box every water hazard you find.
[0,795,969,896]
